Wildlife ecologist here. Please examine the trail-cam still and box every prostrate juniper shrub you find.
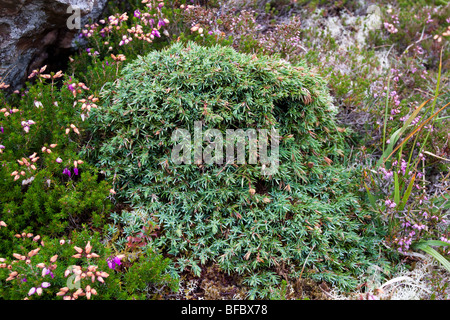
[85,41,390,298]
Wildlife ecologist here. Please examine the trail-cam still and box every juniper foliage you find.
[84,42,389,298]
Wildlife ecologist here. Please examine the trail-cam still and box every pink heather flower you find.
[401,221,411,228]
[28,287,36,296]
[391,14,399,24]
[107,256,122,270]
[384,22,398,33]
[152,29,161,38]
[73,167,79,176]
[41,282,51,288]
[63,168,71,177]
[42,267,54,278]
[380,167,393,180]
[399,159,407,175]
[134,9,141,18]
[56,157,62,163]
[391,108,400,115]
[385,199,397,208]
[412,224,419,230]
[411,116,421,125]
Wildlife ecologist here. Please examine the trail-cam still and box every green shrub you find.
[0,166,112,244]
[0,229,120,300]
[0,73,115,257]
[84,41,391,298]
[121,245,179,299]
[0,228,178,300]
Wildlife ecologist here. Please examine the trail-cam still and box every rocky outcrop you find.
[0,0,107,89]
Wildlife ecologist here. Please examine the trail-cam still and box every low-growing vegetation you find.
[0,0,448,300]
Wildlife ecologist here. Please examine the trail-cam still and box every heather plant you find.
[83,41,392,298]
[176,1,450,154]
[0,228,119,300]
[0,223,178,300]
[369,2,450,66]
[69,0,173,91]
[0,1,185,301]
[177,3,389,115]
[0,70,116,256]
[120,244,179,299]
[363,2,450,153]
[363,53,450,271]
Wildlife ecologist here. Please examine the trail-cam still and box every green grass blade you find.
[416,240,450,248]
[384,101,450,164]
[398,173,416,211]
[382,76,391,156]
[364,181,377,209]
[376,128,402,169]
[394,172,400,206]
[414,244,450,273]
[375,98,432,169]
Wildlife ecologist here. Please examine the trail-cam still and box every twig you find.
[401,26,430,57]
[318,286,341,300]
[299,244,315,280]
[380,276,415,289]
[413,87,435,98]
[385,44,395,60]
[215,158,234,176]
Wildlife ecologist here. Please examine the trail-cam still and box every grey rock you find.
[0,0,107,89]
